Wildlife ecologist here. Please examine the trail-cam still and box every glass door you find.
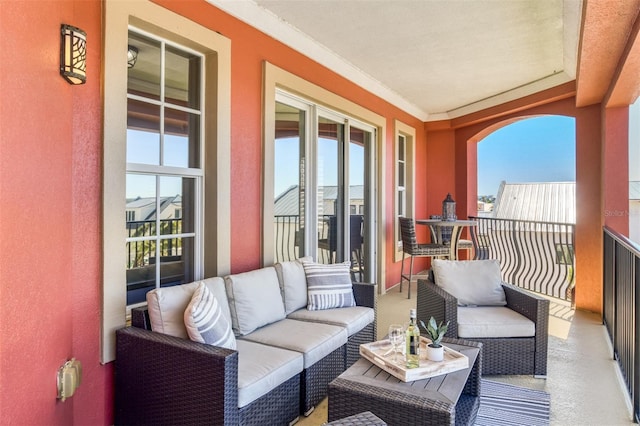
[272,91,375,282]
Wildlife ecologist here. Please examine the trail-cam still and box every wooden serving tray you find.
[359,336,469,382]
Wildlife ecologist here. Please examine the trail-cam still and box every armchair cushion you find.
[184,282,237,349]
[457,306,535,338]
[225,266,286,336]
[302,260,356,310]
[275,256,313,315]
[432,259,506,306]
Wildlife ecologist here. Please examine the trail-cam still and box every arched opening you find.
[473,115,577,305]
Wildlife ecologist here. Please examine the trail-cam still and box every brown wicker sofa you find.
[115,258,376,426]
[416,277,548,376]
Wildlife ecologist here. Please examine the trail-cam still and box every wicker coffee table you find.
[328,337,482,425]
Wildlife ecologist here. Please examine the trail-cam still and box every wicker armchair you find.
[416,278,549,376]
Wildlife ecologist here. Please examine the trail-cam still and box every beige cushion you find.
[225,266,286,336]
[287,306,374,336]
[275,256,312,315]
[457,306,535,338]
[146,277,229,338]
[432,259,506,306]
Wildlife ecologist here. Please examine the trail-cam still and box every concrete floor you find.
[298,283,634,425]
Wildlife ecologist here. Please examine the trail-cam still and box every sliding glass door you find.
[273,92,374,282]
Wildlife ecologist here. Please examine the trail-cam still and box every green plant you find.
[419,317,450,348]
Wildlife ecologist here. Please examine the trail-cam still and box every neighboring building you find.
[125,195,182,222]
[275,185,365,216]
[492,181,576,224]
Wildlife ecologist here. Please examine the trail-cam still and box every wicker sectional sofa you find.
[115,258,377,426]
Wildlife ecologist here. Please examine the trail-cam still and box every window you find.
[555,243,574,265]
[394,121,416,261]
[125,30,203,306]
[103,0,231,363]
[630,98,640,244]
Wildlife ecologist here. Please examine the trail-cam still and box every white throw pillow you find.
[302,260,356,311]
[225,266,286,335]
[431,259,507,306]
[184,282,237,349]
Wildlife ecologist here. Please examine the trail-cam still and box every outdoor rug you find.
[475,379,550,425]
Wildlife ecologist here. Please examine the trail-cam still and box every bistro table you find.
[416,219,477,260]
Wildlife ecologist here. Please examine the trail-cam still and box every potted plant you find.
[420,317,450,362]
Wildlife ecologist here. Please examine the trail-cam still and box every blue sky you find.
[477,116,576,196]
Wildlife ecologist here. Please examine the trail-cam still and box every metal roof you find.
[274,185,364,216]
[493,182,576,224]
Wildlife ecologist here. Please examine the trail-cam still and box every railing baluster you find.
[470,216,575,302]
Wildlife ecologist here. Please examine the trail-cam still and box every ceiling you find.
[208,0,583,121]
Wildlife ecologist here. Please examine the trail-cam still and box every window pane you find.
[127,33,161,101]
[398,135,405,161]
[159,176,195,235]
[165,45,201,109]
[163,108,200,168]
[398,162,405,187]
[126,240,156,305]
[127,99,160,165]
[126,174,157,226]
[274,102,305,262]
[160,236,194,288]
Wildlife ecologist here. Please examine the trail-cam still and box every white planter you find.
[426,344,444,362]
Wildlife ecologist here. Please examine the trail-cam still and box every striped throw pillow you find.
[302,260,356,311]
[184,282,237,349]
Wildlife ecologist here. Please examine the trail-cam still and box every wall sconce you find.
[60,24,87,85]
[127,45,138,69]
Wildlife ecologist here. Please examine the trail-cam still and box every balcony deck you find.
[299,286,634,425]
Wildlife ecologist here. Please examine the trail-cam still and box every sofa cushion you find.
[225,266,286,336]
[184,282,236,349]
[287,306,374,336]
[302,260,356,311]
[146,277,230,338]
[431,259,507,306]
[457,306,535,338]
[236,340,303,408]
[275,256,312,315]
[239,318,348,368]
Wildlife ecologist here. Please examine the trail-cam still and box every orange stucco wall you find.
[0,0,110,424]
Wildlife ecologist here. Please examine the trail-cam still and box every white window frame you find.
[126,29,204,303]
[102,0,231,363]
[394,120,416,262]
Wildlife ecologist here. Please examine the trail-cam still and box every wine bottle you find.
[405,308,420,368]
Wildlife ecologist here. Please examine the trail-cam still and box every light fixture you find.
[60,24,86,85]
[127,45,138,69]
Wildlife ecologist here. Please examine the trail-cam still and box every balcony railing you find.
[469,216,575,303]
[604,227,640,422]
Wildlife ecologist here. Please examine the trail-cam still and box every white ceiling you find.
[209,0,582,121]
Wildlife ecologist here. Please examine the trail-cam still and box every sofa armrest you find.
[352,282,376,309]
[416,279,459,337]
[115,326,239,425]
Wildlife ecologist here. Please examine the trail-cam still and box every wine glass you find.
[388,324,404,363]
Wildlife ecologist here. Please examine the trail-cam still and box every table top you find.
[416,219,477,226]
[336,340,480,405]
